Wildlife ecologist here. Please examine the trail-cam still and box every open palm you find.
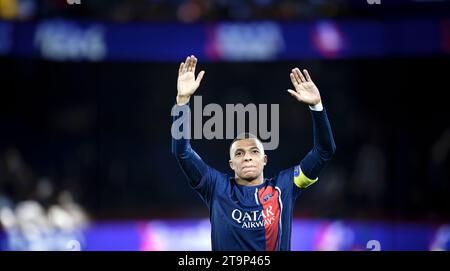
[177,55,205,98]
[287,68,321,105]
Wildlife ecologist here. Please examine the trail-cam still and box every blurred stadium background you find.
[0,0,449,250]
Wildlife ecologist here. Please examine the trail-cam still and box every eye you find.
[252,149,259,154]
[235,151,243,157]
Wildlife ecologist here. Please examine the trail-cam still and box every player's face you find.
[229,139,267,182]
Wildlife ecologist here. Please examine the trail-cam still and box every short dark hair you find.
[229,133,264,156]
[231,133,258,146]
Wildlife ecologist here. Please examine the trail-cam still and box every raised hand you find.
[177,55,205,105]
[287,68,321,106]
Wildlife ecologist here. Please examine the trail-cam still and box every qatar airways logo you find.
[231,206,276,229]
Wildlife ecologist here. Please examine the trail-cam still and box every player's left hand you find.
[287,68,321,106]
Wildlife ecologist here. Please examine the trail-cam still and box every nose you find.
[244,152,252,161]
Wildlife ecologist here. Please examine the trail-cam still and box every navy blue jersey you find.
[172,104,335,251]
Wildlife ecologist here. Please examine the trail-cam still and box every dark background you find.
[0,0,449,226]
[1,56,449,222]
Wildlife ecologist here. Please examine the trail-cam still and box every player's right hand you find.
[177,55,205,105]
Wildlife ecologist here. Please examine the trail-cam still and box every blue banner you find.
[1,17,449,62]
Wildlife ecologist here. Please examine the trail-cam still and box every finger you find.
[303,69,312,82]
[292,69,301,84]
[290,73,298,86]
[186,55,192,72]
[188,55,195,72]
[179,62,184,75]
[292,68,301,84]
[183,56,190,72]
[295,68,306,83]
[191,56,197,73]
[287,89,302,100]
[188,56,194,72]
[196,70,205,84]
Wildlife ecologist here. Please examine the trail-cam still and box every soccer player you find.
[172,55,336,251]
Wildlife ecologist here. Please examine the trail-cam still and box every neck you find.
[235,174,264,186]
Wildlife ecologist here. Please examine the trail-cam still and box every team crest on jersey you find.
[263,193,273,202]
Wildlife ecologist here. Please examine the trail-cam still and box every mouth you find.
[242,165,256,170]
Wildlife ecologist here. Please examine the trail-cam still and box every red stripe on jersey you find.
[258,186,280,251]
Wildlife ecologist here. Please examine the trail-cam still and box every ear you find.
[263,155,268,166]
[229,159,234,170]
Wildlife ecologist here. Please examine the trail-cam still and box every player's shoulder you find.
[206,167,232,188]
[206,166,229,179]
[266,167,295,185]
[277,166,296,179]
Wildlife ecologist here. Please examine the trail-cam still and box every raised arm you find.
[171,55,208,188]
[287,68,336,188]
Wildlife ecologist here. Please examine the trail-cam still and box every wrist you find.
[176,95,190,105]
[309,101,323,111]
